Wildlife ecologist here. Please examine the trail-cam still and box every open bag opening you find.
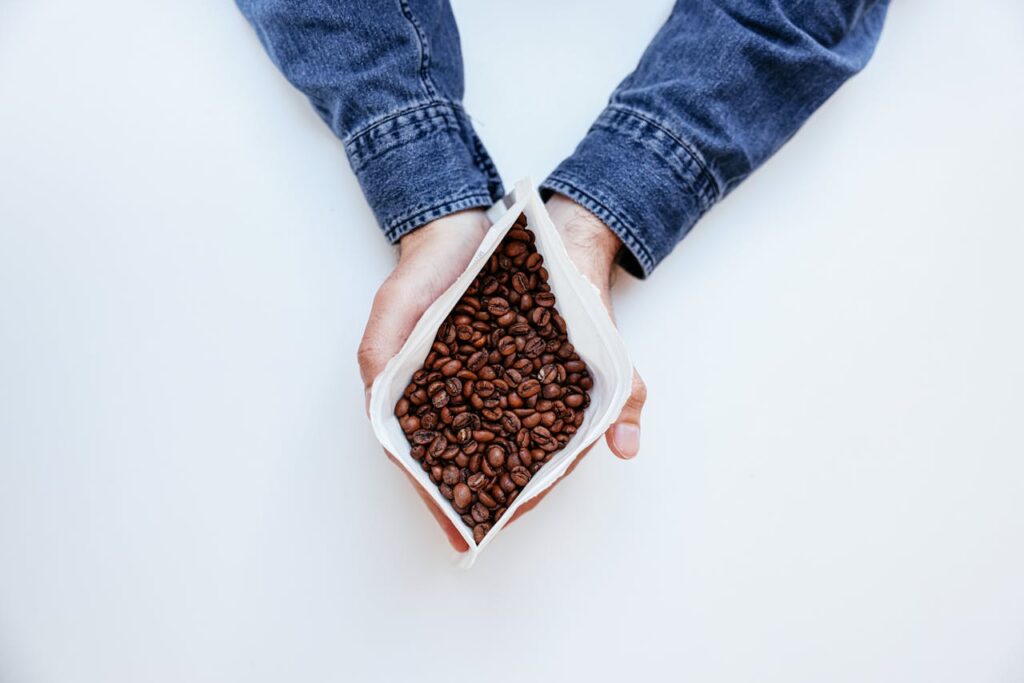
[368,179,633,567]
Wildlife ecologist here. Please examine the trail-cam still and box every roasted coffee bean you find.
[430,389,449,409]
[529,307,550,327]
[486,445,506,469]
[497,336,517,355]
[395,397,411,417]
[453,412,479,430]
[444,377,462,396]
[510,466,531,487]
[499,412,521,434]
[542,383,562,400]
[394,216,591,543]
[467,350,488,371]
[518,378,541,398]
[535,291,556,308]
[440,359,462,376]
[509,321,531,336]
[411,429,437,445]
[477,490,497,509]
[471,503,491,523]
[442,465,460,486]
[511,271,530,293]
[487,297,510,316]
[508,227,532,243]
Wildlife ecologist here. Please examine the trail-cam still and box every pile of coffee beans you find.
[394,215,592,544]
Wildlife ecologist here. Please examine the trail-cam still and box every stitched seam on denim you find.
[602,105,722,203]
[541,176,655,274]
[383,192,494,242]
[345,110,464,172]
[398,0,440,100]
[345,100,465,145]
[598,107,718,209]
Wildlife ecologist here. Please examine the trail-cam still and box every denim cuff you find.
[344,102,505,243]
[541,107,720,278]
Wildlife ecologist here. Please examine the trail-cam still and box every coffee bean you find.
[499,412,521,434]
[477,490,497,509]
[542,383,562,400]
[395,397,411,417]
[535,291,556,308]
[471,502,490,522]
[453,482,472,508]
[511,271,530,293]
[442,465,460,486]
[487,297,510,316]
[486,445,506,469]
[510,466,530,487]
[467,350,488,371]
[508,227,532,243]
[473,523,490,544]
[411,429,437,445]
[518,378,541,398]
[497,336,517,355]
[430,389,449,408]
[440,359,462,377]
[529,307,550,327]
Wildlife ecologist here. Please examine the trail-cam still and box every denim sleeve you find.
[236,0,504,242]
[541,0,890,278]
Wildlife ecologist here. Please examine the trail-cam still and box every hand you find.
[506,194,647,523]
[358,208,490,553]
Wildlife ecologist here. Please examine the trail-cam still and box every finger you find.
[385,448,469,553]
[357,275,425,401]
[606,369,647,459]
[412,479,470,553]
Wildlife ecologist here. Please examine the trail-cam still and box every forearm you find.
[236,0,503,241]
[543,0,889,277]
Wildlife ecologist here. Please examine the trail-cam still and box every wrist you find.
[545,193,622,271]
[398,208,490,259]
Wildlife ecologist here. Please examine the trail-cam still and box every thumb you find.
[606,369,647,459]
[357,275,427,410]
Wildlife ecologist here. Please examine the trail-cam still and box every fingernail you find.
[612,423,640,459]
[364,387,372,417]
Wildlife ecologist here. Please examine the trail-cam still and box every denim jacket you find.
[237,0,888,277]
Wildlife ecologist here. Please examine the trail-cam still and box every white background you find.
[1,1,1022,681]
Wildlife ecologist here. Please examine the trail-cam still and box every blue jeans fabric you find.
[237,0,888,277]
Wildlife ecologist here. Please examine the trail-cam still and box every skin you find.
[357,194,647,552]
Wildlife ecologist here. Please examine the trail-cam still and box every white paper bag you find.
[368,179,633,566]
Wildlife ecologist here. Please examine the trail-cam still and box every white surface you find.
[368,181,634,560]
[1,0,1022,681]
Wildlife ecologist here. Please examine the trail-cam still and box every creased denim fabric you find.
[237,0,888,275]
